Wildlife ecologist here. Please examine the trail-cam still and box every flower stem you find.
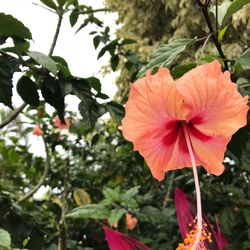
[182,123,202,249]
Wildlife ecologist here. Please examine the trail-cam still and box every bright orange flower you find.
[122,60,248,181]
[32,124,43,136]
[125,213,138,230]
[54,116,70,130]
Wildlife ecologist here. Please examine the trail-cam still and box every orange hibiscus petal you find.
[188,125,229,175]
[122,69,191,180]
[176,60,248,138]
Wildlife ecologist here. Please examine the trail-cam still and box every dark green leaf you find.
[97,40,118,59]
[87,77,101,92]
[51,56,71,77]
[93,36,101,49]
[71,78,92,102]
[120,38,136,46]
[0,228,11,248]
[3,41,30,55]
[105,101,125,122]
[78,100,105,132]
[28,51,57,75]
[0,13,32,39]
[69,10,79,27]
[56,0,67,7]
[66,204,110,220]
[0,56,20,108]
[237,48,250,71]
[96,92,109,100]
[170,63,196,79]
[137,38,197,78]
[39,0,57,10]
[41,76,65,121]
[16,76,39,107]
[111,55,119,71]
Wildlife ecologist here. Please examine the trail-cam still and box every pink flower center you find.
[162,117,211,152]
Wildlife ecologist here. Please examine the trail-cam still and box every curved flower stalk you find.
[104,227,150,250]
[121,60,248,249]
[175,188,228,250]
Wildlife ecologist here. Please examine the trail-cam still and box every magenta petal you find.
[104,227,150,250]
[174,188,196,239]
[174,188,228,250]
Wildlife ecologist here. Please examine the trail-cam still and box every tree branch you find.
[17,136,50,203]
[49,12,63,56]
[195,0,229,70]
[0,103,27,130]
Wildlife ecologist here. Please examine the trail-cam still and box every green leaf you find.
[218,25,229,42]
[87,77,101,92]
[51,56,71,77]
[71,78,92,102]
[103,186,121,202]
[39,0,57,10]
[0,228,11,248]
[28,51,57,75]
[3,40,30,55]
[66,204,110,220]
[237,48,250,70]
[93,35,101,49]
[222,0,250,24]
[170,63,196,79]
[122,186,140,202]
[111,55,119,71]
[41,76,65,121]
[16,76,40,106]
[56,0,67,7]
[78,100,105,132]
[137,38,196,78]
[69,10,79,27]
[97,40,118,59]
[0,13,32,39]
[210,0,232,25]
[0,56,20,108]
[120,38,136,46]
[105,101,125,122]
[108,209,126,227]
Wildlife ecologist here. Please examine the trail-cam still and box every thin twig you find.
[49,13,63,56]
[58,158,70,250]
[0,103,27,129]
[77,8,109,15]
[17,136,50,203]
[195,0,229,70]
[215,0,218,35]
[163,172,175,208]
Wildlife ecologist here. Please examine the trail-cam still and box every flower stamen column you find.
[182,122,202,249]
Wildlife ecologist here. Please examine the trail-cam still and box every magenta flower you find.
[104,227,150,250]
[175,188,228,250]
